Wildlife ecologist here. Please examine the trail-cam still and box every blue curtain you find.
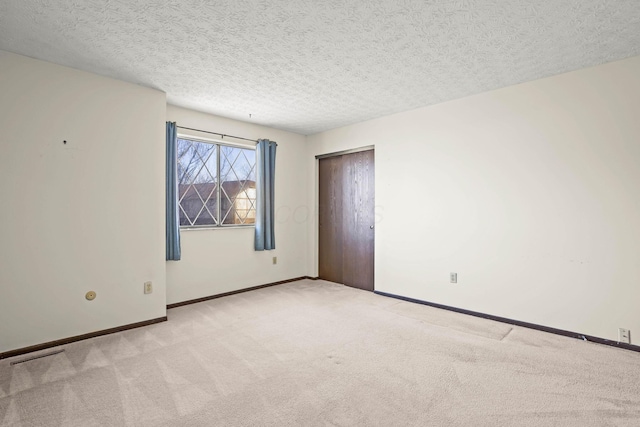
[166,122,181,260]
[255,139,277,251]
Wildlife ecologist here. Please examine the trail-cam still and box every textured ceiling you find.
[1,1,639,135]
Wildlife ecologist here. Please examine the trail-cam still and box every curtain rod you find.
[176,125,258,143]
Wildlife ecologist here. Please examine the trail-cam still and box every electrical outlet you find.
[144,281,153,294]
[450,273,457,284]
[272,256,277,265]
[618,328,631,344]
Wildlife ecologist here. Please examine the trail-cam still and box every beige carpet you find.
[1,279,639,426]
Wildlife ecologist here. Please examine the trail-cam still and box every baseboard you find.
[167,276,312,309]
[306,276,320,280]
[375,291,640,353]
[0,316,168,360]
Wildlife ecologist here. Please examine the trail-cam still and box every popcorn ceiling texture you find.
[1,0,639,135]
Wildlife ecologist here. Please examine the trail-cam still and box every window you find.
[177,137,256,228]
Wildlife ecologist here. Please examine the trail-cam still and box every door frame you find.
[315,145,375,160]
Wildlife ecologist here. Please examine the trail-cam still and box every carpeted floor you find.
[1,279,639,426]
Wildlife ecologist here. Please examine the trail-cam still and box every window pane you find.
[242,150,256,182]
[220,146,257,225]
[177,139,218,226]
[179,185,200,226]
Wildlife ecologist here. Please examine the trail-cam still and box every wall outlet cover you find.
[618,328,631,344]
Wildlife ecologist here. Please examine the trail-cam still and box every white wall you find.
[306,55,640,343]
[0,51,167,353]
[166,105,307,305]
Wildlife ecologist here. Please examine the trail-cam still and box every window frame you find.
[176,133,257,230]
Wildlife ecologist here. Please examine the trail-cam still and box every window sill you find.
[180,225,255,231]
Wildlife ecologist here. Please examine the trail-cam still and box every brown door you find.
[318,156,343,284]
[318,149,375,291]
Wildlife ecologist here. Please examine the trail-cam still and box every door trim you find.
[315,145,375,160]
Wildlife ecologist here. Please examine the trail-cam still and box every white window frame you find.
[177,133,257,230]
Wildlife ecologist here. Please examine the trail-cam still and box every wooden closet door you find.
[342,150,375,291]
[318,150,375,291]
[318,156,343,284]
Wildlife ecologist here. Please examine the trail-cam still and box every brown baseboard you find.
[167,276,312,309]
[0,316,168,360]
[306,276,320,280]
[375,291,640,353]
